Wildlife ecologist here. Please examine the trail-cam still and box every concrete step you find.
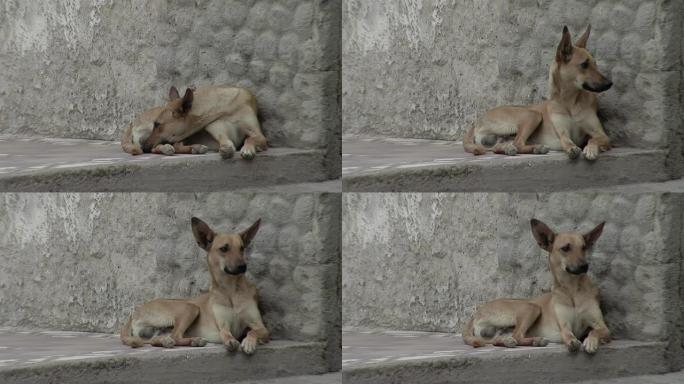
[234,373,341,384]
[581,178,684,193]
[342,330,670,384]
[569,370,684,384]
[0,328,331,384]
[342,135,670,192]
[0,136,334,191]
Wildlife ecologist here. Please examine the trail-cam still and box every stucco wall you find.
[342,0,682,153]
[0,192,341,350]
[342,192,684,343]
[0,0,341,154]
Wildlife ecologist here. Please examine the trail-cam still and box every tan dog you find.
[121,85,267,160]
[120,217,270,355]
[463,219,610,354]
[464,25,613,161]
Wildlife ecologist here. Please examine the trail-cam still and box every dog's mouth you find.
[223,265,247,275]
[582,81,612,93]
[565,265,589,275]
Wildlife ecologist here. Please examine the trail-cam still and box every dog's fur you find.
[121,85,267,160]
[120,218,270,355]
[462,219,611,354]
[464,25,613,161]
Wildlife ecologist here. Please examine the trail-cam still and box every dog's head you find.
[530,219,605,276]
[555,25,612,93]
[191,217,261,280]
[124,106,165,154]
[142,86,195,152]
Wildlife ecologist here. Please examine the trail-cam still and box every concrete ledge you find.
[569,370,684,384]
[342,330,669,384]
[342,136,670,192]
[234,373,341,384]
[0,136,332,191]
[0,329,329,384]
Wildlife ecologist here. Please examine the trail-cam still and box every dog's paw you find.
[191,337,207,347]
[192,144,208,155]
[533,145,549,155]
[582,337,599,354]
[240,146,256,160]
[224,338,240,352]
[219,143,236,159]
[566,146,581,160]
[503,142,518,156]
[533,337,549,347]
[500,336,517,348]
[566,338,582,353]
[582,145,599,161]
[241,337,257,355]
[161,335,175,348]
[160,144,175,156]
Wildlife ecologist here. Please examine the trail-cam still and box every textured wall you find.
[0,0,340,153]
[342,192,684,343]
[0,192,341,348]
[342,0,683,151]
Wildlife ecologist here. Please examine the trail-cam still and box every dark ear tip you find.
[530,219,539,226]
[563,26,569,33]
[191,217,200,224]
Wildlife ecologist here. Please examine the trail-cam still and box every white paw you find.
[582,145,599,161]
[533,337,549,347]
[192,145,208,155]
[219,143,236,159]
[534,145,549,154]
[191,337,207,347]
[161,335,175,348]
[503,142,518,156]
[240,146,256,160]
[160,144,175,156]
[224,338,240,352]
[241,337,257,355]
[583,337,599,354]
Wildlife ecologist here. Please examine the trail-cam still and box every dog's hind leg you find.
[167,303,206,347]
[206,120,237,159]
[173,142,208,155]
[510,303,547,347]
[236,112,267,160]
[512,111,548,155]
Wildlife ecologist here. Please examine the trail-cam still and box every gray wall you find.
[342,0,683,152]
[0,0,341,154]
[0,192,341,353]
[342,192,684,344]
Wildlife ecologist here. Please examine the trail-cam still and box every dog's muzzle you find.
[582,81,612,93]
[566,264,589,275]
[224,264,247,275]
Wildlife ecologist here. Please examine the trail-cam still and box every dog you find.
[120,217,270,355]
[462,219,610,354]
[121,85,267,160]
[464,25,613,161]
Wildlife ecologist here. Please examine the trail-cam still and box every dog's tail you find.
[120,315,144,348]
[462,317,487,348]
[463,125,487,156]
[121,123,143,156]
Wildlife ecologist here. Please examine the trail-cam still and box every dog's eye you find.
[580,61,589,69]
[220,245,229,252]
[561,245,571,252]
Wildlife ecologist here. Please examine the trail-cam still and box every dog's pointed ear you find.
[584,221,605,248]
[531,219,556,252]
[169,86,180,101]
[556,26,574,63]
[191,217,215,251]
[240,219,261,247]
[178,88,193,115]
[575,24,591,49]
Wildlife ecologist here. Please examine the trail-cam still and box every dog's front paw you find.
[160,144,175,156]
[582,145,599,161]
[566,338,582,353]
[533,145,549,155]
[240,146,256,160]
[161,335,175,348]
[566,146,581,160]
[533,337,549,347]
[219,143,236,159]
[241,337,257,355]
[224,338,240,352]
[582,337,599,354]
[191,337,207,347]
[192,144,208,155]
[503,142,518,156]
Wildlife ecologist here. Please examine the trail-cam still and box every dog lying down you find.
[121,85,267,160]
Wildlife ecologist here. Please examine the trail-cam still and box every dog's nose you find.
[605,81,613,90]
[578,264,589,273]
[235,264,247,274]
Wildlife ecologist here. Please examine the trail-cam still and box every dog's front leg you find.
[151,144,176,156]
[582,303,611,354]
[549,113,582,160]
[240,305,270,355]
[580,114,611,161]
[558,320,582,353]
[219,327,241,352]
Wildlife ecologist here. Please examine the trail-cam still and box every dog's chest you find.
[212,303,246,336]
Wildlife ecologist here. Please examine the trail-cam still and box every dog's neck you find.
[209,273,247,298]
[548,65,585,108]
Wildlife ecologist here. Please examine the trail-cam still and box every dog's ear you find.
[556,26,574,63]
[178,88,193,115]
[531,219,556,252]
[169,86,180,101]
[191,217,215,251]
[584,221,605,248]
[240,219,261,247]
[575,24,591,49]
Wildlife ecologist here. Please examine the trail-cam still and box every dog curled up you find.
[463,219,610,354]
[120,217,270,355]
[464,25,613,161]
[121,85,267,160]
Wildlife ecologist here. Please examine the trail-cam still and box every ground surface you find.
[571,371,684,384]
[342,135,669,192]
[234,373,341,384]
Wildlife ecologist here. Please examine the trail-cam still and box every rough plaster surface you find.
[342,0,683,154]
[342,193,684,344]
[0,0,341,156]
[0,192,341,352]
